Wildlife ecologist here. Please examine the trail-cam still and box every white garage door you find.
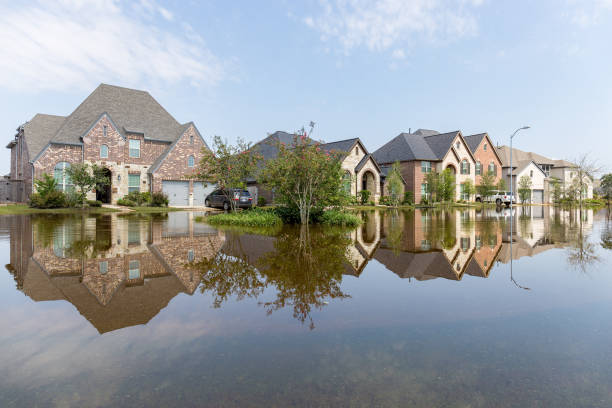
[193,182,216,206]
[532,189,544,204]
[162,181,189,206]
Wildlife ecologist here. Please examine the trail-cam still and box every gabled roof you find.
[250,131,315,161]
[372,130,463,164]
[510,159,547,177]
[355,153,381,174]
[51,84,184,145]
[320,138,360,156]
[11,114,66,160]
[463,133,486,153]
[148,123,193,174]
[495,145,568,168]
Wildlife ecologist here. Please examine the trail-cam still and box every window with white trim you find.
[488,162,497,176]
[100,144,108,158]
[188,155,195,167]
[128,173,140,193]
[421,161,431,173]
[54,162,73,192]
[460,159,470,175]
[475,161,482,175]
[129,139,140,158]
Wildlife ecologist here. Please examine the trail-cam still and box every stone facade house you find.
[463,133,503,187]
[6,84,211,206]
[372,129,477,203]
[495,146,593,203]
[249,131,383,204]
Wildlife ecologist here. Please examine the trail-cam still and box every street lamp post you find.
[509,126,530,290]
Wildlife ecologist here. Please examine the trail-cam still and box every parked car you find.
[475,190,515,207]
[204,189,253,210]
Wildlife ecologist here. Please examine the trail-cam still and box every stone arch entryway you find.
[361,170,376,195]
[96,167,112,204]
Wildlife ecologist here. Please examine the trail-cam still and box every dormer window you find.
[103,125,107,138]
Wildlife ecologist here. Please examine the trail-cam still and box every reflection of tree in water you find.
[424,210,457,249]
[566,208,600,273]
[384,210,403,255]
[198,226,352,329]
[602,209,612,250]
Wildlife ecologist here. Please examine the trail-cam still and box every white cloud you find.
[0,0,225,92]
[304,0,483,54]
[566,0,612,26]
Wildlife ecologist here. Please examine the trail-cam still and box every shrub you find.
[420,198,429,206]
[87,200,102,207]
[403,191,414,205]
[64,191,82,208]
[358,190,371,205]
[320,210,362,227]
[29,190,66,209]
[272,205,324,224]
[257,196,267,207]
[124,191,150,206]
[206,208,282,227]
[150,192,169,207]
[117,198,136,206]
[379,196,391,206]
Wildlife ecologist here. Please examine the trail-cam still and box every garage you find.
[193,182,216,206]
[532,189,544,204]
[162,180,189,206]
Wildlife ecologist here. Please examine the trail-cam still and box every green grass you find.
[0,204,119,215]
[126,206,184,213]
[205,209,283,228]
[320,210,362,227]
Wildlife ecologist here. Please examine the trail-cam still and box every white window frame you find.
[421,161,431,173]
[128,173,140,194]
[188,155,195,168]
[475,161,482,175]
[100,144,109,159]
[129,139,140,158]
[54,162,72,192]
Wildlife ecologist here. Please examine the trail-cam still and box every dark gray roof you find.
[464,133,486,153]
[51,84,183,144]
[251,131,305,161]
[373,130,460,164]
[20,114,66,160]
[320,138,359,155]
[355,153,381,174]
[412,128,440,137]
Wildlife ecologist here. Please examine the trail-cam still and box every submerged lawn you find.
[205,209,283,228]
[0,204,119,215]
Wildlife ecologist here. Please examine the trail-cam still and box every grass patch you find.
[205,208,283,228]
[320,209,362,227]
[0,204,119,215]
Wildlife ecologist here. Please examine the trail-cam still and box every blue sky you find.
[1,0,611,174]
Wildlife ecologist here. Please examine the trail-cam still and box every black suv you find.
[205,189,253,210]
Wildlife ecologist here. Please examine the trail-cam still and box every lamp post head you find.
[520,126,530,130]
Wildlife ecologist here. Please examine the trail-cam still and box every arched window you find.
[100,144,108,158]
[483,143,487,151]
[475,161,482,175]
[190,135,194,145]
[488,162,497,176]
[188,155,195,167]
[54,162,72,192]
[460,159,470,175]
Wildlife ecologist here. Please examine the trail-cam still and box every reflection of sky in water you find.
[0,209,611,407]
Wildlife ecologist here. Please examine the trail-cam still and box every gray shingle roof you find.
[251,131,303,161]
[464,133,486,153]
[495,145,568,168]
[372,130,460,164]
[20,114,66,160]
[320,138,359,155]
[51,84,183,145]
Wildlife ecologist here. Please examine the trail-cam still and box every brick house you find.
[372,129,477,203]
[248,131,384,204]
[6,84,211,206]
[463,133,503,186]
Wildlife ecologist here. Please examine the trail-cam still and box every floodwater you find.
[1,207,611,407]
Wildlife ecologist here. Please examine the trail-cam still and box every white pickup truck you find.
[475,190,515,207]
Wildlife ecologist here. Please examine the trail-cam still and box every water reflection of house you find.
[5,212,224,333]
[373,209,501,281]
[497,207,594,263]
[344,211,381,276]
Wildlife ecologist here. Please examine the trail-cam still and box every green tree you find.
[461,179,475,201]
[518,175,533,204]
[601,174,612,204]
[65,163,109,207]
[195,135,261,211]
[439,169,456,201]
[550,177,563,204]
[496,178,506,192]
[262,129,348,224]
[386,161,404,207]
[572,154,600,210]
[477,171,496,202]
[425,171,440,202]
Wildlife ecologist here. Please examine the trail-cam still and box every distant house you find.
[372,129,476,203]
[495,146,593,202]
[463,133,503,187]
[249,131,383,204]
[6,84,211,206]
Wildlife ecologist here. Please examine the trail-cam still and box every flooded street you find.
[1,208,611,407]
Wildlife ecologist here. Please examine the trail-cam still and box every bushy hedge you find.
[320,210,362,227]
[29,190,66,209]
[117,191,169,207]
[206,208,282,227]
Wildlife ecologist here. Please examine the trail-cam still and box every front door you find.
[95,168,112,203]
